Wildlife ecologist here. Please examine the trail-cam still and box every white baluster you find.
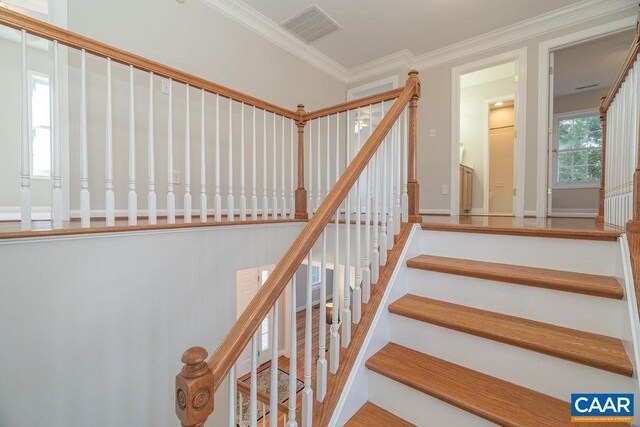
[269,302,279,427]
[308,119,313,216]
[167,79,176,224]
[380,129,388,267]
[290,120,295,219]
[20,30,31,231]
[252,107,258,220]
[394,117,401,235]
[128,66,137,226]
[240,103,247,221]
[402,108,409,222]
[105,58,115,227]
[51,40,63,229]
[362,105,373,303]
[200,90,207,223]
[281,116,287,218]
[228,98,234,221]
[287,276,298,427]
[330,114,340,374]
[316,118,321,209]
[228,365,236,427]
[250,333,258,427]
[183,85,192,224]
[147,73,157,225]
[302,251,313,426]
[342,110,351,348]
[238,391,244,426]
[79,49,90,228]
[326,115,331,187]
[215,94,222,222]
[272,113,278,219]
[371,114,380,284]
[386,121,395,250]
[353,108,362,324]
[317,229,327,402]
[263,110,269,220]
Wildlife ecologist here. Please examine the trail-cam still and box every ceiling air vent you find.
[575,83,599,91]
[282,5,341,44]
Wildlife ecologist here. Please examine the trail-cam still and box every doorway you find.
[236,264,275,377]
[451,49,526,217]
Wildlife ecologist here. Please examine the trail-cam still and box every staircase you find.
[340,226,639,426]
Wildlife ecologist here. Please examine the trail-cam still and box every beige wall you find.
[460,76,516,212]
[347,10,634,215]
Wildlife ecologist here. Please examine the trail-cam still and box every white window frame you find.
[27,70,51,180]
[553,108,601,190]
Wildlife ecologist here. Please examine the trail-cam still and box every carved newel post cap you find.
[408,69,419,77]
[176,347,214,427]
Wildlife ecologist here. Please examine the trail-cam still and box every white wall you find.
[460,76,516,212]
[347,9,635,215]
[0,222,305,427]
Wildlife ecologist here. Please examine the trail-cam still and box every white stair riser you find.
[405,268,625,337]
[389,314,637,402]
[368,371,495,427]
[418,231,618,275]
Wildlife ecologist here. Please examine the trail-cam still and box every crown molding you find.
[199,0,636,86]
[348,0,637,83]
[199,0,349,82]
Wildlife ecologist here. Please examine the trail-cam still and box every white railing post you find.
[215,94,222,222]
[128,66,138,226]
[402,108,409,221]
[105,58,115,227]
[287,276,298,427]
[252,107,258,220]
[330,114,341,374]
[228,365,237,427]
[228,98,234,222]
[20,30,31,231]
[269,302,279,427]
[340,111,352,348]
[308,120,313,216]
[272,113,278,219]
[281,117,287,218]
[184,85,192,224]
[394,118,402,235]
[263,110,269,220]
[250,333,258,427]
[200,89,207,223]
[316,228,327,402]
[148,74,157,225]
[167,79,176,224]
[353,107,362,324]
[302,251,313,426]
[316,118,322,210]
[240,103,247,221]
[386,122,395,250]
[51,40,63,229]
[290,120,296,220]
[362,105,373,303]
[380,131,388,267]
[79,49,90,228]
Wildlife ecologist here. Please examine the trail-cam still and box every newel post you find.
[407,70,423,223]
[596,98,607,224]
[176,347,214,427]
[295,104,309,219]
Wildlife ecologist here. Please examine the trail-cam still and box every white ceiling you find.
[241,0,583,69]
[554,29,635,97]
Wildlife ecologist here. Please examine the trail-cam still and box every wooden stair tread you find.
[389,295,633,377]
[366,343,627,427]
[406,255,623,299]
[345,402,415,427]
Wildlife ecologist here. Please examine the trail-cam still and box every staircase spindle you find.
[330,114,341,374]
[317,228,328,401]
[229,365,237,427]
[147,73,157,225]
[363,105,373,303]
[394,119,401,235]
[308,119,314,216]
[269,302,279,427]
[79,49,90,228]
[371,104,380,284]
[316,118,322,209]
[386,122,395,250]
[215,94,222,222]
[290,120,295,219]
[20,30,31,231]
[228,98,234,222]
[167,79,176,224]
[353,108,362,324]
[342,110,351,348]
[281,116,287,218]
[51,40,63,229]
[240,103,247,221]
[272,113,278,219]
[287,276,297,427]
[200,89,207,222]
[263,110,269,220]
[127,66,138,225]
[380,132,388,267]
[302,251,313,426]
[105,58,115,226]
[402,108,408,221]
[252,106,258,220]
[183,85,191,223]
[250,333,258,427]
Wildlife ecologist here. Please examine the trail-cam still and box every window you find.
[554,111,602,188]
[29,72,51,178]
[310,265,321,288]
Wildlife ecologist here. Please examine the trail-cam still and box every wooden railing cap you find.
[181,347,209,379]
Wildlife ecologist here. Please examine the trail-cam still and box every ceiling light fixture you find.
[494,101,504,107]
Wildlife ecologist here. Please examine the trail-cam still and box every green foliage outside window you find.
[557,115,602,184]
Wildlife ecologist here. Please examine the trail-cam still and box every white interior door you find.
[236,264,275,377]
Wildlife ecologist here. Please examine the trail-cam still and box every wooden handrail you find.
[206,72,419,395]
[601,17,640,113]
[303,87,405,121]
[0,6,299,119]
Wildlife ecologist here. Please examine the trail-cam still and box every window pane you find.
[558,152,572,168]
[572,165,587,182]
[559,166,572,182]
[558,115,602,150]
[556,114,602,184]
[572,150,588,167]
[32,127,50,176]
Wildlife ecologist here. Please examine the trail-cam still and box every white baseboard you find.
[420,208,451,215]
[549,209,597,218]
[524,210,537,217]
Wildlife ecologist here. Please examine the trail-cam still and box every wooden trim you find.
[601,14,640,112]
[0,7,299,119]
[207,75,419,394]
[407,70,421,223]
[303,87,405,121]
[295,105,308,219]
